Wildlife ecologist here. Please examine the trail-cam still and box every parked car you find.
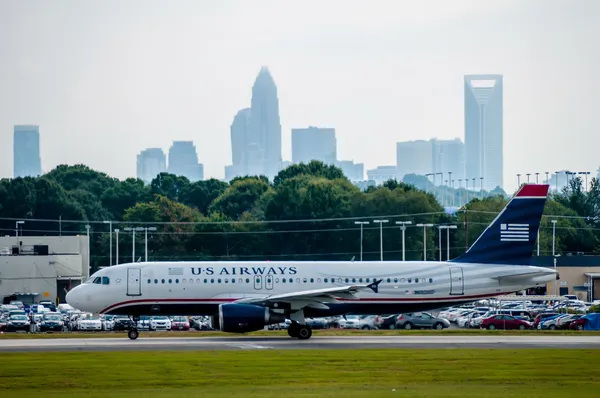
[481,314,531,330]
[396,312,450,330]
[149,316,172,331]
[171,316,190,331]
[6,314,30,332]
[40,312,64,332]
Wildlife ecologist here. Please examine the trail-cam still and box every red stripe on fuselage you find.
[100,292,514,313]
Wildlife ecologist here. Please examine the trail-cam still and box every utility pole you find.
[354,221,369,261]
[395,221,412,261]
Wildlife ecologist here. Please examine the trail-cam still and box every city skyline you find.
[1,1,599,193]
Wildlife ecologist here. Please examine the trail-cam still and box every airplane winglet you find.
[367,279,383,294]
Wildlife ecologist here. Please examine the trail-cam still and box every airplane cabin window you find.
[324,278,328,283]
[303,278,307,283]
[394,278,398,283]
[246,278,250,283]
[415,278,419,283]
[168,279,172,284]
[102,277,110,285]
[238,278,243,283]
[366,278,370,283]
[310,278,314,283]
[147,279,151,284]
[196,279,200,284]
[400,278,405,283]
[175,279,179,283]
[154,279,158,284]
[429,278,433,283]
[387,278,391,283]
[161,279,165,284]
[232,279,235,284]
[204,279,208,284]
[317,278,321,283]
[275,278,279,283]
[408,278,412,283]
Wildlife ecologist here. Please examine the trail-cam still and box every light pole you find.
[103,220,112,266]
[115,229,120,265]
[395,221,412,261]
[373,220,389,261]
[438,225,458,261]
[551,220,557,256]
[416,223,434,261]
[517,174,521,186]
[535,173,539,184]
[479,177,483,199]
[143,227,157,262]
[526,173,531,183]
[85,224,91,272]
[436,172,443,201]
[124,227,144,263]
[545,172,550,185]
[438,226,443,261]
[354,221,369,261]
[15,220,24,245]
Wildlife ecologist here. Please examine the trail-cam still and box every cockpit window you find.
[93,277,101,284]
[102,277,110,285]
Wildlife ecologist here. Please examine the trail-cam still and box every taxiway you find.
[0,335,599,352]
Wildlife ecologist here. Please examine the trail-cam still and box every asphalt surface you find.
[1,335,599,352]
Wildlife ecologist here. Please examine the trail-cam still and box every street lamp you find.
[517,174,521,186]
[85,225,91,273]
[438,225,457,261]
[551,220,557,256]
[416,223,434,261]
[103,220,113,266]
[373,220,389,261]
[15,220,25,245]
[395,221,412,261]
[123,227,144,263]
[526,173,531,183]
[144,227,157,262]
[115,229,120,265]
[535,173,539,184]
[354,221,369,261]
[479,177,483,199]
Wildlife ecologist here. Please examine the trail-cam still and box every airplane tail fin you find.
[449,184,549,265]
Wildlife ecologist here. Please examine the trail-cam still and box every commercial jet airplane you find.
[66,184,558,340]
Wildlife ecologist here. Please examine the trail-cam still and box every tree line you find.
[1,162,599,271]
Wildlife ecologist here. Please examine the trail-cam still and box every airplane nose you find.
[66,285,82,309]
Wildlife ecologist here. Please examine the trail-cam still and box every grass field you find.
[0,349,598,397]
[1,328,600,339]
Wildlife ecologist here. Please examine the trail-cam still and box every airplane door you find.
[265,274,274,290]
[127,268,142,296]
[254,275,263,290]
[449,267,464,295]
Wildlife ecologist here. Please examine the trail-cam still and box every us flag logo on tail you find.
[500,223,529,242]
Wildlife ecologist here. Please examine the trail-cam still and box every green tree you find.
[208,177,272,220]
[150,173,190,203]
[273,160,346,188]
[180,178,229,215]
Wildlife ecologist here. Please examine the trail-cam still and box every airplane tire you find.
[128,329,139,340]
[297,325,312,340]
[288,323,299,338]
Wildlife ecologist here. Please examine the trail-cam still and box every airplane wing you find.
[233,279,383,309]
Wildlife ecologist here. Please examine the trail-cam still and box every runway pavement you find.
[1,335,599,352]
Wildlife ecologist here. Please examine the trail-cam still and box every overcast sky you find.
[1,0,599,193]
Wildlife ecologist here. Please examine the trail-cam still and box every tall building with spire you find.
[225,67,283,181]
[248,67,282,179]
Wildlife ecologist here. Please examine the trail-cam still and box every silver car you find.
[396,312,450,330]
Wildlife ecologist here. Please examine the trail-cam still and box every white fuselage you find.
[66,261,557,317]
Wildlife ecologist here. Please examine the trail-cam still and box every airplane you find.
[66,183,558,340]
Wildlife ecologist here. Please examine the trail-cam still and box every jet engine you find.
[218,303,286,333]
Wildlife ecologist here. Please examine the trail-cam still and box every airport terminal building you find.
[0,235,89,305]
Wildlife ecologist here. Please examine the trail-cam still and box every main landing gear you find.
[128,316,140,340]
[287,322,312,340]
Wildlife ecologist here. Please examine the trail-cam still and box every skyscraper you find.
[136,148,166,183]
[229,108,251,177]
[13,125,42,178]
[396,140,433,180]
[291,127,337,164]
[167,141,204,182]
[248,67,282,179]
[432,138,465,182]
[464,75,503,191]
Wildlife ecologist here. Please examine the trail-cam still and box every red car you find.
[569,318,586,331]
[170,316,190,331]
[481,314,532,330]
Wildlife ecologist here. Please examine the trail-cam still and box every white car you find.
[149,316,172,331]
[77,315,103,331]
[339,315,360,329]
